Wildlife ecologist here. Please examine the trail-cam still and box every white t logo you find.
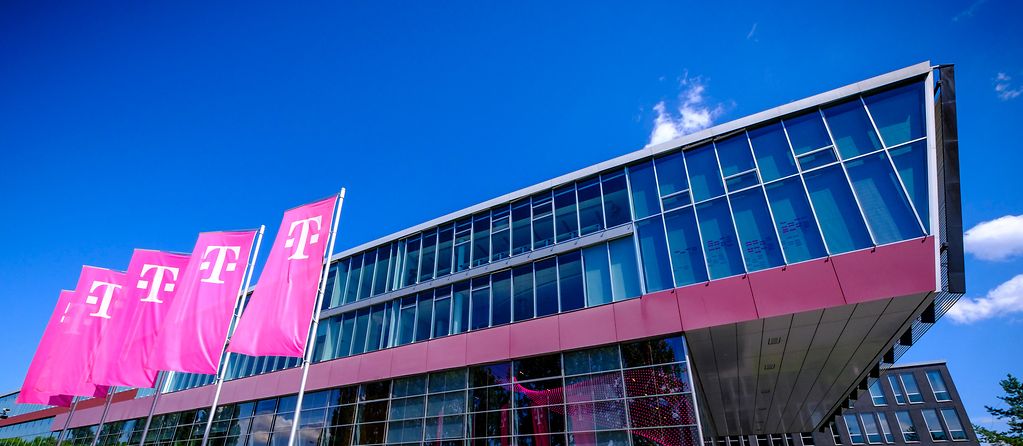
[285,216,323,260]
[86,281,122,319]
[199,246,241,284]
[137,264,181,303]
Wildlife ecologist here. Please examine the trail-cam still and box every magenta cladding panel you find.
[55,237,938,430]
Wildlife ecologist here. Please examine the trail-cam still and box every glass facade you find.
[55,335,700,446]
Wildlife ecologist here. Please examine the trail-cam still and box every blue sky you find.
[1,0,1021,431]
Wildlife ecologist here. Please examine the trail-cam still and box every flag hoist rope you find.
[199,225,266,446]
[55,397,80,446]
[287,188,345,446]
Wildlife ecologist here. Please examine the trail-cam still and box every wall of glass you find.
[60,335,699,446]
[0,418,57,446]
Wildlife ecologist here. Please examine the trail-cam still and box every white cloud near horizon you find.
[964,214,1023,261]
[647,75,725,146]
[946,273,1023,324]
[995,72,1023,101]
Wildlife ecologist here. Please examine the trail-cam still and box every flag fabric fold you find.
[18,290,81,407]
[92,249,191,388]
[149,230,256,375]
[35,266,125,398]
[229,196,336,357]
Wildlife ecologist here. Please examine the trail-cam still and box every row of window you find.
[0,418,56,446]
[59,336,701,446]
[842,408,967,444]
[867,371,952,407]
[321,81,931,310]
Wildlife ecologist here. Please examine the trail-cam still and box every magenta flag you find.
[92,250,191,388]
[35,267,125,398]
[18,290,81,407]
[229,196,336,357]
[149,230,256,375]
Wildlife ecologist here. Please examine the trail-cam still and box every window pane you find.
[609,237,642,301]
[358,251,376,300]
[512,265,535,322]
[785,112,832,155]
[345,254,363,305]
[323,260,346,310]
[491,206,511,262]
[507,199,532,257]
[716,134,756,178]
[491,270,512,326]
[372,247,390,296]
[663,207,708,286]
[864,82,926,147]
[941,409,967,440]
[454,218,472,273]
[365,304,385,351]
[629,161,661,219]
[436,224,454,278]
[397,298,416,346]
[901,373,923,404]
[582,244,613,307]
[868,380,887,406]
[415,294,433,342]
[824,99,883,159]
[558,251,585,312]
[895,411,918,442]
[846,152,922,243]
[688,144,725,201]
[655,152,689,197]
[750,123,798,182]
[554,185,579,242]
[636,216,675,292]
[472,213,491,268]
[469,280,490,331]
[861,414,881,444]
[532,192,555,249]
[798,147,839,170]
[350,309,369,355]
[731,188,785,271]
[419,230,437,282]
[845,414,864,444]
[888,375,907,405]
[764,177,827,261]
[804,165,873,253]
[577,177,604,236]
[696,198,745,279]
[602,170,632,227]
[313,316,339,362]
[433,293,451,338]
[535,257,559,317]
[923,410,948,441]
[927,370,951,401]
[402,238,420,287]
[889,140,930,231]
[451,281,470,335]
[337,314,355,357]
[878,413,895,443]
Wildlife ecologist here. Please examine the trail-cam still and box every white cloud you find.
[995,72,1023,101]
[946,274,1023,324]
[964,214,1023,261]
[953,0,987,21]
[647,75,726,146]
[746,23,759,41]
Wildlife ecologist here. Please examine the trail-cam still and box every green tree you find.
[976,374,1023,446]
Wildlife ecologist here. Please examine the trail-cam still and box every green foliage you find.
[976,374,1023,446]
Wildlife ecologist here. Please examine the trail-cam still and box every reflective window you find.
[372,246,391,296]
[629,161,662,219]
[889,375,907,405]
[359,250,376,300]
[415,294,433,342]
[688,144,725,201]
[804,165,873,253]
[901,373,924,403]
[878,413,895,443]
[609,237,643,301]
[601,170,632,227]
[696,198,745,279]
[419,230,437,282]
[471,212,491,268]
[554,185,579,242]
[889,140,930,230]
[868,380,887,406]
[824,100,883,159]
[534,257,559,317]
[511,199,532,256]
[577,177,604,235]
[490,270,512,326]
[922,409,948,441]
[764,178,827,261]
[558,251,585,312]
[864,82,926,147]
[730,188,785,271]
[785,112,832,155]
[845,414,865,444]
[895,411,919,442]
[512,265,535,322]
[432,288,451,338]
[397,297,416,346]
[366,304,385,351]
[454,218,472,273]
[491,206,511,261]
[583,243,613,307]
[750,123,797,182]
[663,207,708,286]
[636,216,675,292]
[401,237,419,288]
[532,192,555,249]
[861,414,882,444]
[846,152,922,243]
[451,281,470,335]
[350,309,369,355]
[927,370,951,401]
[435,224,454,278]
[469,279,490,331]
[345,254,363,305]
[940,409,967,440]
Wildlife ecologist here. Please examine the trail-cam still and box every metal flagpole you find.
[136,372,169,446]
[200,225,265,446]
[89,388,116,446]
[55,397,80,446]
[287,189,345,446]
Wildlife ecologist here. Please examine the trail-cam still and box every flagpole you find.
[55,397,80,446]
[287,188,345,446]
[200,225,265,446]
[136,372,169,446]
[89,388,116,446]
